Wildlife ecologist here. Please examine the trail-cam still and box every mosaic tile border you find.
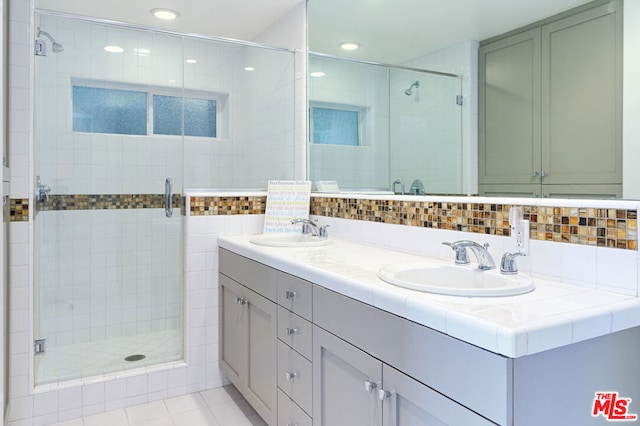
[10,198,29,222]
[35,194,184,212]
[15,194,639,250]
[189,196,266,216]
[310,197,638,250]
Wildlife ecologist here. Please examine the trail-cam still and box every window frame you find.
[70,78,227,140]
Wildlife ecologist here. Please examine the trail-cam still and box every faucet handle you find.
[318,224,330,239]
[500,252,526,275]
[442,242,470,264]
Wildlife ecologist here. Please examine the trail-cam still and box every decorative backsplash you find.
[310,198,638,250]
[14,194,638,250]
[190,196,267,216]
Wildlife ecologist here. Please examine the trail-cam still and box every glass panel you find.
[34,14,184,385]
[72,86,147,135]
[153,95,217,137]
[311,107,359,146]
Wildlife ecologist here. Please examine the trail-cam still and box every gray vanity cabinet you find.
[313,325,383,425]
[313,286,501,426]
[219,251,278,425]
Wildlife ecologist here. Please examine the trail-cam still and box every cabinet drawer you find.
[220,248,277,301]
[277,306,312,361]
[278,389,312,426]
[277,272,312,321]
[278,341,312,415]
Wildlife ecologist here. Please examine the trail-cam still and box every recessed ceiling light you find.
[134,48,151,56]
[186,58,198,64]
[104,45,124,53]
[340,42,360,51]
[244,67,255,71]
[150,8,180,20]
[310,71,326,77]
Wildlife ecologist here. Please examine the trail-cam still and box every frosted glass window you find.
[311,107,359,146]
[153,95,217,137]
[72,86,147,135]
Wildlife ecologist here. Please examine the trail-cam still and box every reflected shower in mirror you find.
[308,54,464,195]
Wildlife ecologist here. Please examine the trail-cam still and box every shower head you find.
[37,28,64,53]
[404,80,420,96]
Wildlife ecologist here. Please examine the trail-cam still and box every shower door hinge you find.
[456,95,463,106]
[34,339,46,355]
[34,40,47,56]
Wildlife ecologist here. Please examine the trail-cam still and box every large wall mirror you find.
[308,0,639,199]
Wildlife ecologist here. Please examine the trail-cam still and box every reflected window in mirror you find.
[310,103,365,146]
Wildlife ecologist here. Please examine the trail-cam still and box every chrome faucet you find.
[35,176,51,203]
[442,240,496,271]
[392,180,405,195]
[291,218,330,239]
[500,252,526,274]
[409,179,425,195]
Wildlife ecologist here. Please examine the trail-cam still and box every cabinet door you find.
[541,2,622,185]
[381,365,494,426]
[313,325,382,426]
[219,274,244,390]
[244,289,278,425]
[479,28,541,185]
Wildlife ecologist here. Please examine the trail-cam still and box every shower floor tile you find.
[36,329,182,385]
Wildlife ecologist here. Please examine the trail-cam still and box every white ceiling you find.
[36,0,595,64]
[308,0,596,64]
[35,0,305,42]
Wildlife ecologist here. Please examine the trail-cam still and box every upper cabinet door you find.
[541,1,622,185]
[479,28,542,185]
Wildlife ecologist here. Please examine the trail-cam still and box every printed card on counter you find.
[263,180,312,233]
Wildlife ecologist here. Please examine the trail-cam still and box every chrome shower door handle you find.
[165,178,173,218]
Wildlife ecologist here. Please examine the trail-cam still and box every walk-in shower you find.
[33,12,295,385]
[308,53,463,194]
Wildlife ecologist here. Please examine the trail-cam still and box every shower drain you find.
[124,354,146,362]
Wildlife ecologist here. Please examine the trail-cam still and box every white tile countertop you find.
[218,235,640,358]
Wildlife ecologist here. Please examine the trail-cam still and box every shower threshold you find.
[35,328,182,386]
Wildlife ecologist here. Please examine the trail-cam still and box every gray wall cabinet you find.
[479,1,622,198]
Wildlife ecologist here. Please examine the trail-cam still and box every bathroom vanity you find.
[218,236,640,426]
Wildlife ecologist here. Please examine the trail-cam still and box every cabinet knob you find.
[541,170,548,178]
[285,372,297,381]
[364,380,377,393]
[285,327,298,336]
[235,296,247,305]
[378,389,392,401]
[532,170,539,178]
[285,291,297,300]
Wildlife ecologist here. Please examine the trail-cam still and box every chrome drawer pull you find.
[285,372,297,381]
[285,327,298,336]
[285,290,297,300]
[364,380,377,393]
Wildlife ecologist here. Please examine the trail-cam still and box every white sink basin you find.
[250,233,332,247]
[377,262,535,297]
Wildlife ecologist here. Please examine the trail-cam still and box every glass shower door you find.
[33,14,184,384]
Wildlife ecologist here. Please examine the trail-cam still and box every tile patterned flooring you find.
[52,386,267,426]
[36,330,182,385]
